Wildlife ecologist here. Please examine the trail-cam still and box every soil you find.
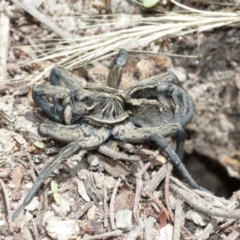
[0,0,240,239]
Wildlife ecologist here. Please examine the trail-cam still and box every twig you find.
[225,226,240,240]
[37,185,47,233]
[98,145,141,162]
[31,219,39,240]
[133,178,143,224]
[109,177,122,230]
[165,163,174,222]
[0,1,10,82]
[0,179,13,233]
[82,230,123,240]
[103,178,108,228]
[143,165,167,193]
[170,183,240,219]
[173,199,183,240]
[214,219,237,233]
[198,219,218,240]
[136,161,153,179]
[75,202,93,219]
[194,189,233,206]
[11,0,71,40]
[84,181,99,207]
[145,192,170,221]
[27,152,38,181]
[118,142,166,164]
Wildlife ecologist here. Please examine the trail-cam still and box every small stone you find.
[77,179,90,202]
[92,172,104,189]
[45,219,79,240]
[156,224,173,240]
[87,206,96,221]
[52,197,71,217]
[104,176,116,189]
[87,153,99,167]
[186,210,208,226]
[115,210,132,230]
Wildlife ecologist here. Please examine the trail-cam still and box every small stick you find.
[173,199,184,240]
[98,145,141,162]
[118,142,166,164]
[225,227,240,240]
[198,219,218,240]
[145,192,170,221]
[103,178,108,228]
[170,183,240,219]
[11,0,71,40]
[27,152,38,181]
[165,163,174,222]
[75,202,93,219]
[214,219,237,233]
[82,230,123,240]
[133,178,143,223]
[194,188,233,206]
[136,161,153,179]
[0,179,13,232]
[31,219,39,240]
[109,177,122,230]
[143,164,167,193]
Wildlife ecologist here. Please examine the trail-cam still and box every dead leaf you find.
[11,165,24,200]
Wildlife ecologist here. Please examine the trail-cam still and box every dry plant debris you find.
[1,0,240,239]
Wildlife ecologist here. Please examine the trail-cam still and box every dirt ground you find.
[1,0,240,239]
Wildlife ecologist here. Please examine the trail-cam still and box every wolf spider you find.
[12,49,208,221]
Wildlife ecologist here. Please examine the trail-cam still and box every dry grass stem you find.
[109,177,122,230]
[0,179,13,233]
[170,183,240,219]
[133,178,143,224]
[75,202,93,220]
[145,192,170,221]
[8,4,240,84]
[173,198,184,240]
[103,178,108,228]
[165,163,174,222]
[12,0,71,40]
[198,219,218,240]
[143,164,167,193]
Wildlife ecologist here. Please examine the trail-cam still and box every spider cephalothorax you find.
[12,49,208,221]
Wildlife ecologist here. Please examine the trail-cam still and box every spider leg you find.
[113,124,209,192]
[50,65,83,90]
[38,122,95,142]
[12,127,110,221]
[39,123,140,162]
[107,49,128,89]
[32,84,70,123]
[154,123,186,160]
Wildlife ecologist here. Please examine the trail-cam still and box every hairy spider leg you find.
[32,89,64,123]
[50,65,83,90]
[12,127,110,221]
[112,122,209,192]
[107,49,128,89]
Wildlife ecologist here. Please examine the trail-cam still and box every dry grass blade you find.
[7,3,240,84]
